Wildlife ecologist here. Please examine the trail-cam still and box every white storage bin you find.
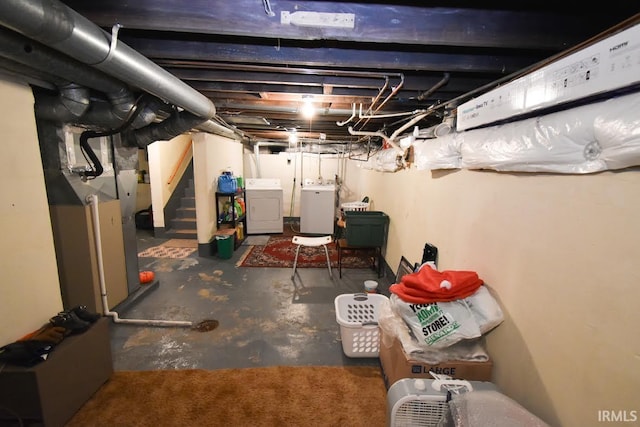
[334,293,389,357]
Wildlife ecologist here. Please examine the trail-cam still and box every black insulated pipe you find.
[78,96,146,180]
[78,130,105,180]
[417,73,450,101]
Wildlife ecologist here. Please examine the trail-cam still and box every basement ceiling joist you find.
[5,1,639,145]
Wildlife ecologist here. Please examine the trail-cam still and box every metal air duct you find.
[0,0,216,120]
[0,26,163,129]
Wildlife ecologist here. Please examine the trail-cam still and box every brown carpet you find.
[67,366,387,427]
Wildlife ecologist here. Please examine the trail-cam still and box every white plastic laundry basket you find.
[334,293,388,357]
[341,201,369,212]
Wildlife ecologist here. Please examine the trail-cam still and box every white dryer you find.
[245,178,284,234]
[300,184,336,234]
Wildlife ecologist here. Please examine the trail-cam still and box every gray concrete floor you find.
[109,226,394,371]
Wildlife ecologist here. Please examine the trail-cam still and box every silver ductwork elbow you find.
[127,111,210,148]
[58,83,90,117]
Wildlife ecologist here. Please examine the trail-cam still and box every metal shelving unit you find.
[215,190,246,248]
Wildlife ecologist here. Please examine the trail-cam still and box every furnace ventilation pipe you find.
[0,0,215,120]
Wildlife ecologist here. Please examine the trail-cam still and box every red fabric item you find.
[390,264,483,303]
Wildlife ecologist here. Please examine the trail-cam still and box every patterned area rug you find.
[162,239,198,248]
[138,246,197,259]
[138,240,198,258]
[237,236,374,268]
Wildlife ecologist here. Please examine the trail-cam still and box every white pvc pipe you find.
[389,112,431,142]
[336,103,356,126]
[88,194,192,327]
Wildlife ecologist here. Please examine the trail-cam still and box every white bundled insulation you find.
[459,111,606,174]
[594,93,640,170]
[413,133,462,170]
[359,147,404,172]
[413,91,640,173]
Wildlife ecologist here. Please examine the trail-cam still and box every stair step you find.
[166,229,197,239]
[180,196,195,208]
[184,187,195,197]
[170,217,197,230]
[176,207,196,219]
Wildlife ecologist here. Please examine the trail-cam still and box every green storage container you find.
[216,235,234,259]
[344,211,389,247]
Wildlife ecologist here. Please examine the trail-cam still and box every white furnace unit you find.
[300,184,336,234]
[245,178,283,234]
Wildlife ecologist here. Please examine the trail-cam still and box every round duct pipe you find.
[0,0,216,120]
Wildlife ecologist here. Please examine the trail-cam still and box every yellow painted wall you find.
[243,151,359,217]
[359,166,640,427]
[193,133,244,243]
[147,134,193,228]
[2,74,637,425]
[0,80,63,344]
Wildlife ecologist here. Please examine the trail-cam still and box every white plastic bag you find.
[390,294,482,349]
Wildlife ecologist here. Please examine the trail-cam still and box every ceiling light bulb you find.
[301,99,315,119]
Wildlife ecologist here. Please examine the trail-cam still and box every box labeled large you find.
[379,331,493,388]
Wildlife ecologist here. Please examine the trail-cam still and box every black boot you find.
[69,305,101,323]
[49,311,90,335]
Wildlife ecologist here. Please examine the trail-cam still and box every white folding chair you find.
[291,235,333,279]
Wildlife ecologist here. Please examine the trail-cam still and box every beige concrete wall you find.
[3,72,636,424]
[243,150,299,216]
[0,80,63,344]
[243,151,357,217]
[147,134,193,228]
[359,165,640,426]
[193,133,243,243]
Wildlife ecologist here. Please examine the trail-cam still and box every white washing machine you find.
[300,184,336,234]
[245,178,284,234]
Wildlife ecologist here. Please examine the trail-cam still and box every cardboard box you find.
[0,318,113,426]
[379,330,493,388]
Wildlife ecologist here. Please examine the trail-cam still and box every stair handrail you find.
[167,139,193,185]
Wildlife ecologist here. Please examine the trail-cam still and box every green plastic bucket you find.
[216,235,233,259]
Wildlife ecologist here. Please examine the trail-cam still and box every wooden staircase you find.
[165,179,197,239]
